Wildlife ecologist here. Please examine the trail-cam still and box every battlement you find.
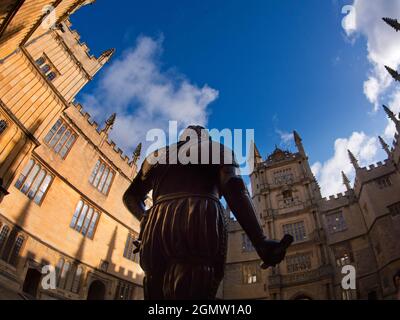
[71,103,135,170]
[63,20,94,59]
[57,20,114,79]
[320,190,354,211]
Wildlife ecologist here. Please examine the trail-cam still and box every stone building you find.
[0,1,144,300]
[222,112,400,300]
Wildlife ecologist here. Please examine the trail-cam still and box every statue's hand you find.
[255,235,293,269]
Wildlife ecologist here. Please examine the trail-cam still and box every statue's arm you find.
[219,165,292,268]
[219,165,266,247]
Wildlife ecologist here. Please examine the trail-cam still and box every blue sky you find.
[71,0,400,196]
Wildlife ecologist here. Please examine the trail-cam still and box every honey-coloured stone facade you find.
[0,1,145,300]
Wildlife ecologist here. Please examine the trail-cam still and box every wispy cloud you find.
[80,35,219,154]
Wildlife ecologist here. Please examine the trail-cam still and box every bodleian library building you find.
[0,1,399,300]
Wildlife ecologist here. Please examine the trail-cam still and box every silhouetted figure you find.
[123,125,292,300]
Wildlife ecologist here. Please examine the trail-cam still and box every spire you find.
[348,150,360,170]
[132,143,142,165]
[103,113,116,134]
[379,136,391,158]
[99,48,115,64]
[251,141,262,164]
[383,17,400,32]
[341,171,352,191]
[293,130,306,157]
[385,66,400,82]
[383,105,400,131]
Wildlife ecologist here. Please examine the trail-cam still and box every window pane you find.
[71,266,82,293]
[70,201,83,228]
[49,125,66,147]
[41,64,50,74]
[44,120,62,144]
[89,160,100,184]
[103,171,113,194]
[21,164,40,194]
[81,208,93,236]
[56,258,64,286]
[93,163,105,187]
[34,174,52,204]
[123,233,132,258]
[0,119,8,134]
[35,57,45,66]
[87,212,98,238]
[0,225,10,252]
[15,159,34,189]
[59,261,70,289]
[60,134,75,158]
[54,130,71,154]
[28,169,46,199]
[98,168,109,192]
[75,205,88,232]
[47,72,57,81]
[8,236,24,266]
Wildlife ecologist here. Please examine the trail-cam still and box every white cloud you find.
[314,0,400,197]
[313,132,379,197]
[80,36,219,155]
[343,0,400,110]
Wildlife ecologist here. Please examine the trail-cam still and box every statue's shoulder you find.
[204,140,238,167]
[141,146,170,176]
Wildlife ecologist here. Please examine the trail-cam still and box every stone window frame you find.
[43,118,78,159]
[123,231,140,263]
[0,119,8,135]
[375,175,392,189]
[7,234,26,267]
[0,222,11,258]
[89,158,116,196]
[282,220,307,243]
[69,199,101,240]
[35,53,60,82]
[14,158,54,206]
[115,280,135,300]
[325,211,347,234]
[242,262,260,285]
[285,251,313,274]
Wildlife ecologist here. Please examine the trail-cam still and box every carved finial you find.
[379,136,391,158]
[293,130,306,156]
[383,105,400,131]
[348,150,360,170]
[132,143,142,165]
[99,48,115,64]
[103,113,116,134]
[385,66,400,82]
[341,171,351,191]
[383,17,400,32]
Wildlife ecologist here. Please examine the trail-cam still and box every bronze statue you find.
[123,125,292,300]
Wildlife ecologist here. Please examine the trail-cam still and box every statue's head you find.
[179,125,209,142]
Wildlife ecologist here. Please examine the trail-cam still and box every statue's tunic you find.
[137,139,236,299]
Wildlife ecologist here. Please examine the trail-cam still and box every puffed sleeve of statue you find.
[123,156,154,220]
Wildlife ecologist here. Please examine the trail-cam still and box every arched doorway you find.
[22,268,42,298]
[87,280,106,300]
